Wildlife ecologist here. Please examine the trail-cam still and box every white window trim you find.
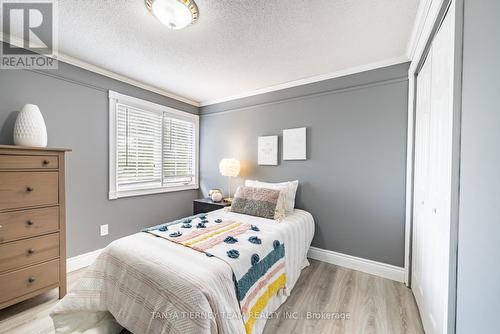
[108,90,199,200]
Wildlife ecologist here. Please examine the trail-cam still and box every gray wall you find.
[200,63,409,267]
[0,48,410,267]
[0,57,199,257]
[456,0,500,332]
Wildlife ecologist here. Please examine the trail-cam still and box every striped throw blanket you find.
[146,213,287,334]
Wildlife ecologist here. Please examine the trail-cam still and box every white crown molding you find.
[308,246,405,283]
[0,34,200,107]
[405,0,447,62]
[2,34,411,109]
[67,248,103,273]
[406,0,432,61]
[57,52,200,107]
[200,56,409,106]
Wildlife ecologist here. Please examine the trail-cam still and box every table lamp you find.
[219,158,240,202]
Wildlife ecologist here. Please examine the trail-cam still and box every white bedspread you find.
[50,209,315,334]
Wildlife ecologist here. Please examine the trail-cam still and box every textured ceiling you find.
[54,0,418,105]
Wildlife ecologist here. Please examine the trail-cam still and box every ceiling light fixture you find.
[145,0,199,30]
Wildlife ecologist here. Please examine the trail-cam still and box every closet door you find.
[412,2,455,334]
[412,47,432,329]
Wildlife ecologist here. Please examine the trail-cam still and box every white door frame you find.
[404,0,463,332]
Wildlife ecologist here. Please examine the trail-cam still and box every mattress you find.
[51,209,315,334]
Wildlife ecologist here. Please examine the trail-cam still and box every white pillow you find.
[245,180,298,213]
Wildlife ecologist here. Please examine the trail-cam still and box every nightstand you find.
[193,198,231,214]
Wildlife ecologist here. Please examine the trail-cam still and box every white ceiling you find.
[56,0,419,105]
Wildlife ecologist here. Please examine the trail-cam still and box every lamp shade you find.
[219,158,240,177]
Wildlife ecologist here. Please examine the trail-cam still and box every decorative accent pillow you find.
[245,180,299,213]
[230,186,286,220]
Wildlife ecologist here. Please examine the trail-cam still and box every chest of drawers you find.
[0,145,70,309]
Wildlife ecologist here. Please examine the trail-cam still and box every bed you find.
[50,208,315,334]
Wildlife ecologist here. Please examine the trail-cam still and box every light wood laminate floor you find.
[0,259,423,334]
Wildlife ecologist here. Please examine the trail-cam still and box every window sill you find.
[109,184,199,200]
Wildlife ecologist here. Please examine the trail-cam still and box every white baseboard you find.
[308,246,405,282]
[67,246,405,282]
[67,248,103,273]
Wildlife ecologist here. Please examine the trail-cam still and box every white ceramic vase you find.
[13,104,48,147]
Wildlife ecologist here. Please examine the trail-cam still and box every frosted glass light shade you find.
[219,158,240,177]
[13,104,48,147]
[147,0,199,30]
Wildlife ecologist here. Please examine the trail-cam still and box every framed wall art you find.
[283,127,306,160]
[258,135,278,165]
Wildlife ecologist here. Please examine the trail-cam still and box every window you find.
[109,91,199,199]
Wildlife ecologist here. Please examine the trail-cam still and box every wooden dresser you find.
[0,145,70,309]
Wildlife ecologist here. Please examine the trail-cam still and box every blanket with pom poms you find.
[145,213,286,334]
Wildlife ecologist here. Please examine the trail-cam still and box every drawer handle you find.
[28,248,35,255]
[27,220,34,226]
[43,160,50,165]
[28,276,36,283]
[26,186,34,192]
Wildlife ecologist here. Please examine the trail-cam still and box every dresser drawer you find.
[0,172,59,210]
[0,259,59,305]
[0,207,59,243]
[0,233,59,273]
[0,155,58,170]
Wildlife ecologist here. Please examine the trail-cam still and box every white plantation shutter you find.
[109,91,198,199]
[163,117,196,185]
